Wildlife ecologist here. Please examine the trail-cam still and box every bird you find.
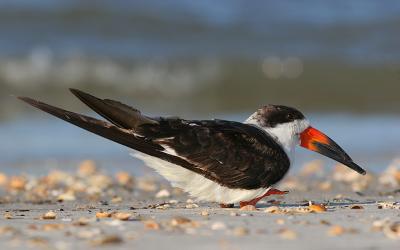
[18,89,366,208]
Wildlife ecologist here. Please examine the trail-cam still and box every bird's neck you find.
[262,123,298,160]
[245,117,310,163]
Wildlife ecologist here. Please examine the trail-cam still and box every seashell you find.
[3,213,12,219]
[309,203,327,212]
[42,211,57,220]
[200,210,209,216]
[96,211,112,218]
[112,212,133,221]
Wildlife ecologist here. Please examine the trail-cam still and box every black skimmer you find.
[18,89,366,208]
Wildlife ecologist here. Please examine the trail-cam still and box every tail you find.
[17,90,193,169]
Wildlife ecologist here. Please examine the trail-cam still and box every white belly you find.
[133,152,270,204]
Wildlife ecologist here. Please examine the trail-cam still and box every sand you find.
[0,160,399,250]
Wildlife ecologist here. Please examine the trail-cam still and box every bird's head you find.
[245,105,366,175]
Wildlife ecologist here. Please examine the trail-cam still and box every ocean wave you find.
[0,48,221,96]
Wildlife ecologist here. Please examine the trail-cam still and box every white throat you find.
[245,116,310,162]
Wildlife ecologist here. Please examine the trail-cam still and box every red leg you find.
[239,188,288,208]
[266,188,289,195]
[219,203,234,208]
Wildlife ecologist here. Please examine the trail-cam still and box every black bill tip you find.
[346,161,367,175]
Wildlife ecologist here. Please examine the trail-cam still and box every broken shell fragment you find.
[96,211,112,219]
[112,212,133,221]
[4,213,12,219]
[200,210,209,216]
[42,211,57,220]
[309,203,327,212]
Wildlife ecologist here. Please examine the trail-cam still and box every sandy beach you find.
[0,160,399,250]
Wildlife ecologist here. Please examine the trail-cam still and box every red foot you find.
[239,188,289,208]
[219,203,234,208]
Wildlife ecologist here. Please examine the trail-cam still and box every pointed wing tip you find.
[69,88,100,103]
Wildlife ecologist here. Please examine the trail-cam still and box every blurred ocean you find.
[0,1,399,172]
[1,113,399,174]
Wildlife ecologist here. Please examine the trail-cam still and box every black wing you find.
[18,89,290,190]
[137,119,290,189]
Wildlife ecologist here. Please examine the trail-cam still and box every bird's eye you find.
[286,114,293,120]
